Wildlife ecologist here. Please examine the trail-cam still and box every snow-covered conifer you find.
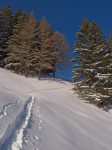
[73,18,105,105]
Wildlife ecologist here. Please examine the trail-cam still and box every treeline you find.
[0,6,111,108]
[73,18,112,108]
[0,6,68,79]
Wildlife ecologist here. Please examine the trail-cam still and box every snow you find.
[11,95,34,150]
[85,69,95,72]
[92,61,102,66]
[0,68,112,150]
[96,73,111,79]
[88,93,110,100]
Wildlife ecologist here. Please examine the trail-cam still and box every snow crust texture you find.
[0,68,112,150]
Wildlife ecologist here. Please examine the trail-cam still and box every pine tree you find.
[0,6,13,64]
[5,13,37,77]
[13,9,27,33]
[0,6,13,49]
[92,38,112,107]
[105,38,112,105]
[4,9,27,72]
[35,17,55,79]
[50,31,68,76]
[35,18,68,79]
[73,18,105,104]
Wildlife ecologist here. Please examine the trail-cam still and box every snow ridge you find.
[11,95,34,150]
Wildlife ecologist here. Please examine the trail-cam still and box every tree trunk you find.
[38,70,41,80]
[25,68,28,78]
[25,63,29,78]
[53,71,55,77]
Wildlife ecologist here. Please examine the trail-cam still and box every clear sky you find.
[0,0,112,80]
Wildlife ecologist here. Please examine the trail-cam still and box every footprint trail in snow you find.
[11,95,34,150]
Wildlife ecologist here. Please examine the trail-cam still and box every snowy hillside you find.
[0,68,112,150]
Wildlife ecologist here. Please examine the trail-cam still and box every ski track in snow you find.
[0,94,42,150]
[0,101,19,118]
[24,97,42,150]
[1,69,112,150]
[11,95,34,150]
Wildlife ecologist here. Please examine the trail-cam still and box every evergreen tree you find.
[73,18,105,105]
[0,6,13,49]
[35,18,68,79]
[105,38,112,105]
[0,6,13,64]
[12,9,27,33]
[3,8,68,79]
[92,38,112,106]
[50,31,68,76]
[5,13,37,77]
[35,17,55,79]
[4,9,27,72]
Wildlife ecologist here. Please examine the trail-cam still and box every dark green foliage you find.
[0,6,13,49]
[0,6,13,65]
[73,18,112,108]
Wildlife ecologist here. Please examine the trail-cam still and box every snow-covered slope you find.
[0,68,112,150]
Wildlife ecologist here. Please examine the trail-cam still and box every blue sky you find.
[0,0,112,80]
